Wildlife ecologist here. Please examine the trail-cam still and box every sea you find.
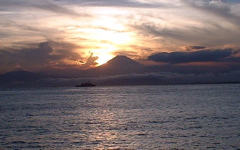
[0,84,240,150]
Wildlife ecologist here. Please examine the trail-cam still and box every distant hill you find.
[88,55,145,76]
[0,70,46,87]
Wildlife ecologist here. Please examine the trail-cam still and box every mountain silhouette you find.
[106,55,143,68]
[0,70,46,87]
[88,55,145,76]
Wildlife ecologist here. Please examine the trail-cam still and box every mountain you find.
[88,55,145,76]
[105,55,143,68]
[0,56,146,87]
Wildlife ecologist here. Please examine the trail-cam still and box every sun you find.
[92,44,116,66]
[69,10,134,66]
[96,53,114,65]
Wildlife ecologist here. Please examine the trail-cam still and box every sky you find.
[0,0,240,77]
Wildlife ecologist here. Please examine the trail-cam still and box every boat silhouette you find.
[75,81,96,87]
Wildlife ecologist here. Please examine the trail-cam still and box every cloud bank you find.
[0,42,84,73]
[148,48,239,63]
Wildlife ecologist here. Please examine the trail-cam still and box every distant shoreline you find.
[1,81,240,89]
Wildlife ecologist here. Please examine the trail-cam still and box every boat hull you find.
[75,85,96,87]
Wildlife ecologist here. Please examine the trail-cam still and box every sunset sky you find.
[0,0,240,75]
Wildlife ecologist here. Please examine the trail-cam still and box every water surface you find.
[0,84,240,149]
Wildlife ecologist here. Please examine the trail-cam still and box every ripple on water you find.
[0,84,240,149]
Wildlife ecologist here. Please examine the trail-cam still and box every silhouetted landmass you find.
[0,56,240,87]
[87,55,145,76]
[0,70,46,87]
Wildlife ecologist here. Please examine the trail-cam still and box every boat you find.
[75,81,96,87]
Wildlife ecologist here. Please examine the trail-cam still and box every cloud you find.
[83,52,99,68]
[131,18,240,48]
[127,1,240,49]
[188,46,206,50]
[182,0,240,25]
[0,0,81,17]
[0,41,83,73]
[148,48,238,63]
[54,0,172,8]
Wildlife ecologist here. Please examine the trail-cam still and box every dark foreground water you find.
[0,84,240,149]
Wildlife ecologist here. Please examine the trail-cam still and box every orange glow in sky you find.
[91,44,117,65]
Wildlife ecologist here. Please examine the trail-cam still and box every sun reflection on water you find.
[85,109,123,149]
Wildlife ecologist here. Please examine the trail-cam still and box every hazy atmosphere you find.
[1,0,240,86]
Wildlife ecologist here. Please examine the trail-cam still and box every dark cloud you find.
[182,46,207,51]
[189,46,206,50]
[83,52,99,68]
[0,41,82,73]
[148,49,238,63]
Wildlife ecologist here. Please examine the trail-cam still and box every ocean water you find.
[0,84,240,149]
